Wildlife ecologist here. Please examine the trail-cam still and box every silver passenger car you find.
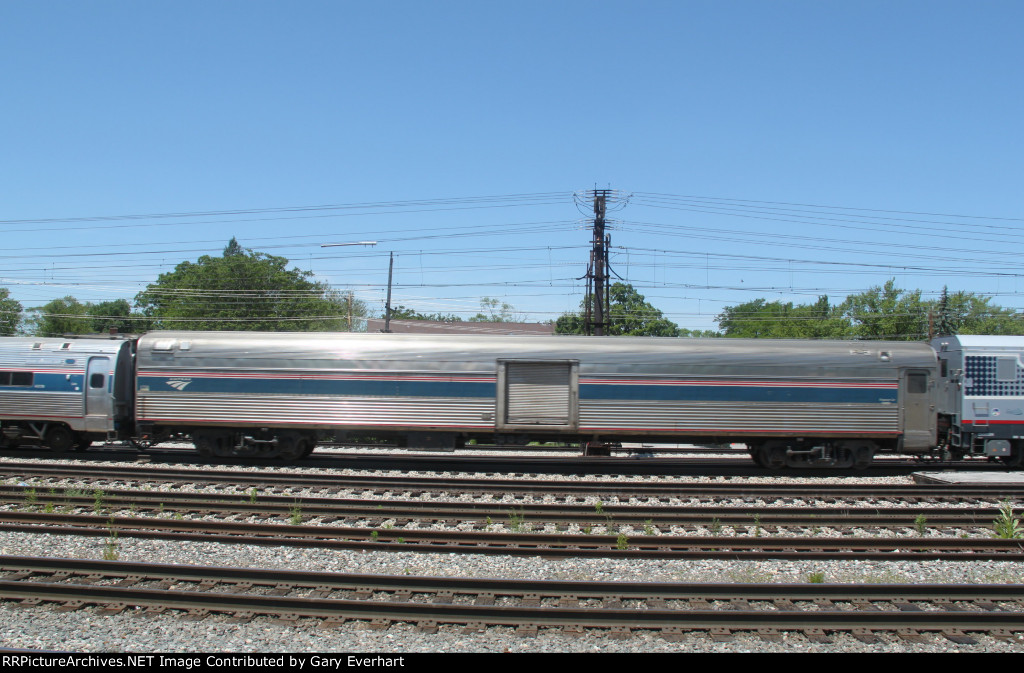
[135,331,937,466]
[0,337,134,450]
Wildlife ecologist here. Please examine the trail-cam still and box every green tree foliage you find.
[27,296,150,337]
[934,287,1023,336]
[678,328,722,338]
[0,289,23,336]
[468,297,524,322]
[135,239,361,331]
[556,283,679,336]
[716,279,1024,340]
[27,296,91,336]
[27,296,152,337]
[87,299,151,334]
[716,296,850,339]
[389,305,463,322]
[839,279,929,340]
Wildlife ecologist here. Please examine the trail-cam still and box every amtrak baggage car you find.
[0,337,134,450]
[932,335,1024,466]
[135,331,937,466]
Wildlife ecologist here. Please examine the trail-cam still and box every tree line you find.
[553,279,1024,339]
[3,239,1022,340]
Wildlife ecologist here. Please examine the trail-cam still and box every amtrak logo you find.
[167,379,192,391]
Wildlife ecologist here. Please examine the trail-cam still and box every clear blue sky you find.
[1,0,1021,331]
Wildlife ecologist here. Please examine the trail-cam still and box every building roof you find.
[363,318,555,336]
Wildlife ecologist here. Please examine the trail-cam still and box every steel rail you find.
[4,514,1024,560]
[3,463,1023,499]
[1,486,1014,528]
[1,557,1022,634]
[0,450,993,478]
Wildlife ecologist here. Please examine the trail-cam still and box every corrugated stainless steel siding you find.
[0,393,82,419]
[137,394,493,429]
[579,400,898,434]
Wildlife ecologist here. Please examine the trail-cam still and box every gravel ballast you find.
[1,450,1023,653]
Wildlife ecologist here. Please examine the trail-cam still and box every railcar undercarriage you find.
[748,439,878,470]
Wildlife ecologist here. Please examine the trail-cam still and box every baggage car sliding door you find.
[496,360,578,431]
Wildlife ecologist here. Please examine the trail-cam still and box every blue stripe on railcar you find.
[579,383,896,404]
[137,375,495,398]
[0,373,84,393]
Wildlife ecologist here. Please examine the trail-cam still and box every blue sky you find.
[1,1,1021,332]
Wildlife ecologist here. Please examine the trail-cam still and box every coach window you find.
[90,373,106,389]
[907,372,927,394]
[1,372,34,386]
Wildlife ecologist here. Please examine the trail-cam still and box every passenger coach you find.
[0,337,134,450]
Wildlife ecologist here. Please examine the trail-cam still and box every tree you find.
[714,278,1024,341]
[86,299,152,334]
[389,305,463,322]
[468,297,524,323]
[0,289,22,336]
[839,279,929,340]
[135,238,362,331]
[935,289,1024,335]
[27,296,91,336]
[26,296,151,337]
[556,283,679,336]
[717,296,850,339]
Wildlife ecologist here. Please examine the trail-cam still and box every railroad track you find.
[1,485,1017,529]
[2,556,1021,643]
[0,447,995,477]
[4,462,1024,500]
[4,511,1024,560]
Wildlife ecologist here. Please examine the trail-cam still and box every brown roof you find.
[363,318,554,335]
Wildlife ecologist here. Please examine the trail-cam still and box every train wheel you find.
[73,438,93,451]
[838,441,875,470]
[1001,441,1024,468]
[277,431,312,460]
[759,442,788,469]
[193,431,232,458]
[45,426,74,452]
[852,444,875,470]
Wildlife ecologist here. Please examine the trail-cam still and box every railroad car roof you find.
[0,337,131,356]
[137,331,936,368]
[932,335,1024,351]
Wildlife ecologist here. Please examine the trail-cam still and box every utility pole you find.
[586,189,611,336]
[383,251,394,333]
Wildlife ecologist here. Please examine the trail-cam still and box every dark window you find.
[1,372,34,386]
[940,359,948,378]
[90,373,105,389]
[907,373,927,394]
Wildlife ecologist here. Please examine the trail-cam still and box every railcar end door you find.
[900,368,935,451]
[84,356,114,432]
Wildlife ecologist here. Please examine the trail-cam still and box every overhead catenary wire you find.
[4,188,1022,333]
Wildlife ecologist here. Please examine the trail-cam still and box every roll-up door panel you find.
[498,360,578,429]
